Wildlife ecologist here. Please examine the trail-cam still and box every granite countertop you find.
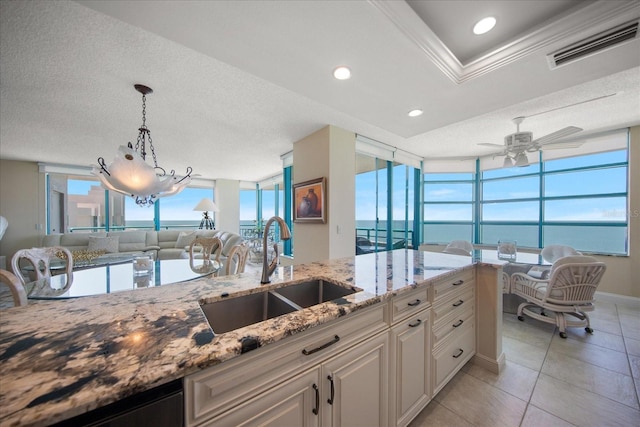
[0,250,476,426]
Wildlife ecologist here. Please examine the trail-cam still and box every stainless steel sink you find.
[274,279,357,308]
[200,291,298,334]
[200,279,358,335]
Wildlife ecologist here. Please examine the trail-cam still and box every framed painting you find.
[293,177,326,223]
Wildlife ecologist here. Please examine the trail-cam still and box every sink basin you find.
[200,279,358,335]
[275,279,357,308]
[200,291,298,334]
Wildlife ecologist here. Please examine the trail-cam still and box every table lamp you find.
[193,198,219,230]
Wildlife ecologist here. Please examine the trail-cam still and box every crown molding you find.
[369,0,639,84]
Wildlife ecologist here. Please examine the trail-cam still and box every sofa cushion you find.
[175,231,198,248]
[88,236,119,253]
[58,232,107,251]
[108,231,147,252]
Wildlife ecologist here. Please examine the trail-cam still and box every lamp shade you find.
[194,198,219,212]
[514,152,529,167]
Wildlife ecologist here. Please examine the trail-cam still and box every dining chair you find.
[223,243,250,275]
[541,244,581,263]
[11,246,73,287]
[512,255,606,338]
[188,237,223,273]
[0,269,28,307]
[443,240,474,256]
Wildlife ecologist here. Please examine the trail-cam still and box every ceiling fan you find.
[480,117,584,167]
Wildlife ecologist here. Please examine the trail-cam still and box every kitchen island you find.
[0,250,504,426]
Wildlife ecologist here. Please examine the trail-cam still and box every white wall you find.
[215,179,240,234]
[292,125,356,264]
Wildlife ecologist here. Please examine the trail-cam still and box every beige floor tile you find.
[620,313,640,341]
[549,334,630,376]
[630,354,640,380]
[462,359,538,401]
[503,335,548,371]
[541,350,638,409]
[531,374,640,427]
[435,371,527,427]
[503,314,554,348]
[585,314,623,336]
[590,304,622,323]
[563,326,626,353]
[407,400,474,427]
[617,304,640,317]
[627,337,640,357]
[521,404,576,427]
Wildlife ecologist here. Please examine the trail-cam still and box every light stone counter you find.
[0,250,483,427]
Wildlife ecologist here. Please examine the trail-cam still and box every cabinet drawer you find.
[185,304,387,427]
[432,321,476,395]
[390,287,429,324]
[432,304,474,345]
[432,286,474,327]
[430,269,475,303]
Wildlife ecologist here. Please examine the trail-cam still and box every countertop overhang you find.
[0,250,488,427]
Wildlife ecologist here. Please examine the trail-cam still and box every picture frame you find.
[293,177,326,223]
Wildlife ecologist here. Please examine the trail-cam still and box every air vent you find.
[548,20,639,69]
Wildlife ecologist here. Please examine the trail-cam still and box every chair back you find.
[0,269,28,307]
[188,237,222,271]
[224,243,250,275]
[545,255,606,305]
[11,246,73,286]
[541,244,581,263]
[443,240,473,255]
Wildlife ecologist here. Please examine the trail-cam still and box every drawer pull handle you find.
[408,319,422,328]
[453,349,464,358]
[453,280,464,286]
[452,319,464,328]
[327,375,335,405]
[452,300,464,307]
[312,384,319,415]
[302,335,340,356]
[407,299,421,307]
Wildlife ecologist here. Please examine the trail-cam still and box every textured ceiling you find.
[0,0,639,183]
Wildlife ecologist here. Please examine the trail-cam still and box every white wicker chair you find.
[541,244,581,264]
[223,243,250,276]
[188,236,223,274]
[443,240,474,256]
[512,255,606,338]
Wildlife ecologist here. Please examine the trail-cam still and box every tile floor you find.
[410,300,640,427]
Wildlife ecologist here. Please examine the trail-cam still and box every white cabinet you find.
[429,268,476,396]
[321,332,389,427]
[185,304,388,427]
[389,308,430,427]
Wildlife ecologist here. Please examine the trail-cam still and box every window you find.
[423,173,475,244]
[423,131,629,255]
[46,171,214,233]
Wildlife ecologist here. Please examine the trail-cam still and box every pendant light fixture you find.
[92,84,193,206]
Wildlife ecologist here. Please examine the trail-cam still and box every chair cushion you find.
[88,236,119,253]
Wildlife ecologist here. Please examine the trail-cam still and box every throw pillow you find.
[88,236,119,253]
[175,231,197,248]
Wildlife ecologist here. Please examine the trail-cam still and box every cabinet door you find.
[202,369,320,427]
[390,310,431,427]
[321,332,389,427]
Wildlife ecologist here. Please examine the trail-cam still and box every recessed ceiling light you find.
[408,109,423,117]
[333,66,351,80]
[473,17,496,35]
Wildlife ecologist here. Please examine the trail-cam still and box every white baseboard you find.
[595,291,640,309]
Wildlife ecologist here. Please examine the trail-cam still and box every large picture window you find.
[423,129,629,255]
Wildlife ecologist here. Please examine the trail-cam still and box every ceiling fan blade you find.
[539,141,584,150]
[533,126,583,146]
[478,143,504,147]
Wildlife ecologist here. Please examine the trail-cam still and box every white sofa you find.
[42,229,243,261]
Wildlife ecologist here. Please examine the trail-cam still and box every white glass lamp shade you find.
[502,156,514,168]
[193,198,219,212]
[92,145,191,199]
[514,152,529,167]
